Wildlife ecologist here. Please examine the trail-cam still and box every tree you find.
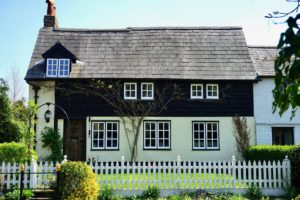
[57,80,182,161]
[266,1,300,117]
[7,66,24,103]
[0,78,22,143]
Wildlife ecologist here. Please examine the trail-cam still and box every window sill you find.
[143,148,171,151]
[90,149,119,151]
[192,148,220,151]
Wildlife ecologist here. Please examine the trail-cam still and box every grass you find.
[97,171,246,190]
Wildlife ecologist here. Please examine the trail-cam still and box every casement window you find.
[91,121,119,150]
[124,83,137,99]
[193,121,219,150]
[46,59,58,77]
[144,121,171,149]
[272,127,294,145]
[206,84,219,99]
[46,58,70,78]
[191,84,203,99]
[58,59,70,77]
[141,83,154,100]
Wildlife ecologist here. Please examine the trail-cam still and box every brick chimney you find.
[44,0,59,28]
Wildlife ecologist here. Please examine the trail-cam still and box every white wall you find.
[254,78,300,144]
[29,81,56,159]
[86,116,255,161]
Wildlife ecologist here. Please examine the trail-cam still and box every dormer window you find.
[46,58,70,78]
[46,59,58,77]
[58,59,70,77]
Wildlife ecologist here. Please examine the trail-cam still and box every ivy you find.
[41,127,63,162]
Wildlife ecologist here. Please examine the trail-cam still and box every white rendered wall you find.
[254,78,300,144]
[29,81,56,160]
[86,116,255,161]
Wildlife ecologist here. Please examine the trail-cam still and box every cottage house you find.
[25,15,257,161]
[249,46,300,145]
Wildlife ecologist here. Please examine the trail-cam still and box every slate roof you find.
[26,27,256,80]
[248,46,277,77]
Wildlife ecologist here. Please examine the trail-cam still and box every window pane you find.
[99,140,104,147]
[272,127,294,145]
[113,140,118,147]
[93,140,98,148]
[151,139,156,146]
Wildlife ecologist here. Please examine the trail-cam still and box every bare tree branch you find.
[7,65,23,103]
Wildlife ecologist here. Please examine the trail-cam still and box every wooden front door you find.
[64,120,85,161]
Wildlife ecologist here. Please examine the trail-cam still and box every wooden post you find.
[176,155,181,189]
[62,155,68,164]
[284,155,291,187]
[20,164,25,200]
[56,163,61,199]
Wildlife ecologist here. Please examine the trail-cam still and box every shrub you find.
[289,144,300,189]
[140,186,160,199]
[58,161,99,200]
[99,185,114,200]
[41,127,63,162]
[243,145,294,162]
[232,116,250,155]
[4,190,20,200]
[0,142,38,163]
[22,189,34,200]
[245,184,262,200]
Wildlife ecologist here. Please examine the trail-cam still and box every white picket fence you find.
[89,155,291,196]
[0,155,291,196]
[0,161,58,190]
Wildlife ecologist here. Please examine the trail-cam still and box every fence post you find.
[56,163,61,199]
[61,155,68,164]
[176,155,181,189]
[20,164,25,200]
[30,156,37,189]
[231,155,236,187]
[284,155,291,186]
[121,156,125,189]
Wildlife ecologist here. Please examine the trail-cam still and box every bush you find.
[245,184,262,200]
[41,127,63,162]
[3,189,33,200]
[243,145,294,162]
[58,161,99,200]
[289,144,300,189]
[99,185,113,200]
[140,186,160,199]
[4,190,20,200]
[0,142,38,163]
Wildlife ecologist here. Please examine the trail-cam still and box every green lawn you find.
[97,172,245,189]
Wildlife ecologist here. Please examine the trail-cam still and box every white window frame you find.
[58,59,70,78]
[192,121,219,150]
[190,84,203,99]
[46,58,58,77]
[206,84,219,99]
[91,121,119,150]
[46,58,70,78]
[144,121,171,150]
[192,122,206,149]
[124,82,137,99]
[141,82,154,100]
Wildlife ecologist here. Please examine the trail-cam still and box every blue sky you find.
[0,0,295,99]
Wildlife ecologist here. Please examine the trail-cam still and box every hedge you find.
[243,144,300,189]
[0,142,38,163]
[242,145,294,162]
